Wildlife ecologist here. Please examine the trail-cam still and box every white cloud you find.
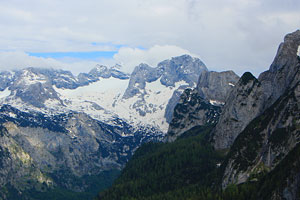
[0,51,63,70]
[0,0,299,76]
[0,45,197,75]
[0,51,102,75]
[113,45,198,73]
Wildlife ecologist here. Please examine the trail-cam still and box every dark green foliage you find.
[269,128,289,147]
[222,115,265,172]
[98,128,225,200]
[2,170,120,200]
[178,125,213,140]
[0,146,9,168]
[256,143,300,199]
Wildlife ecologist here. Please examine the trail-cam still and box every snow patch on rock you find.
[0,88,11,99]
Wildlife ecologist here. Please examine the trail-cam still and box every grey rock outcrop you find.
[8,68,61,108]
[166,88,221,142]
[218,30,300,191]
[123,63,161,99]
[213,72,265,149]
[123,55,207,99]
[0,71,14,91]
[88,64,130,80]
[258,30,300,107]
[166,70,239,141]
[123,55,208,122]
[222,80,300,189]
[0,64,130,108]
[158,54,207,87]
[213,30,300,150]
[197,70,240,105]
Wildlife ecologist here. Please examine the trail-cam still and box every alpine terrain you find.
[0,54,241,199]
[98,30,300,200]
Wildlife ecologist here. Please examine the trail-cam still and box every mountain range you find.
[99,30,300,200]
[0,29,299,199]
[0,53,240,199]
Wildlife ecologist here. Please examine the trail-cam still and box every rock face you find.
[166,70,239,141]
[123,54,207,100]
[8,68,61,108]
[0,54,207,133]
[166,88,221,142]
[0,71,14,91]
[123,54,207,99]
[88,64,129,80]
[219,30,300,191]
[0,104,162,196]
[213,30,300,150]
[0,66,130,108]
[122,55,208,124]
[222,80,300,189]
[213,72,265,149]
[197,70,239,105]
[0,54,210,197]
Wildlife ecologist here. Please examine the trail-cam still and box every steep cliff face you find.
[97,31,300,200]
[259,30,300,107]
[213,30,300,150]
[122,55,208,125]
[197,70,239,105]
[213,72,266,149]
[220,30,300,189]
[166,70,239,141]
[166,88,221,142]
[0,125,53,199]
[222,80,300,189]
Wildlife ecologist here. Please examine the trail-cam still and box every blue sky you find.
[28,51,117,60]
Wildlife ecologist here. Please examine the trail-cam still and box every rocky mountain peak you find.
[123,55,208,126]
[158,54,207,87]
[269,30,300,73]
[258,30,300,109]
[213,30,300,150]
[89,64,130,80]
[111,64,122,70]
[166,70,239,141]
[239,72,257,85]
[197,70,239,105]
[123,55,207,99]
[6,68,60,108]
[0,71,14,91]
[89,64,111,78]
[213,71,265,149]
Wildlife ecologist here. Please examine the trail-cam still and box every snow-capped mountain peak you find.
[0,55,210,133]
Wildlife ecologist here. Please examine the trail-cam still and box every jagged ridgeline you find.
[98,30,300,200]
[0,55,214,199]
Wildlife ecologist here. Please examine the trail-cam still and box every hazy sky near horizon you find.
[0,0,299,76]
